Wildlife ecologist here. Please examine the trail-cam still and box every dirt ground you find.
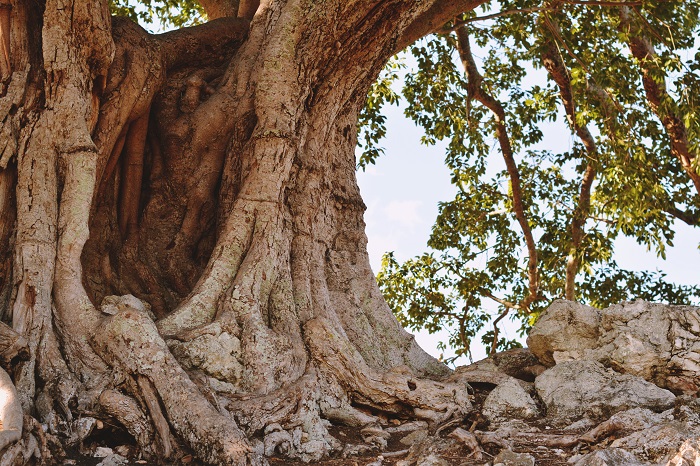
[66,384,587,466]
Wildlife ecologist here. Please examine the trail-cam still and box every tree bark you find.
[0,0,483,463]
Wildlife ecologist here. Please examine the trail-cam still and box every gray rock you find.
[602,407,672,433]
[535,360,675,424]
[93,447,113,458]
[482,378,540,423]
[527,300,601,366]
[416,454,448,466]
[493,448,535,466]
[400,428,428,446]
[668,438,700,466]
[96,454,128,466]
[491,348,546,381]
[611,420,700,463]
[571,448,644,466]
[528,299,700,394]
[594,300,700,393]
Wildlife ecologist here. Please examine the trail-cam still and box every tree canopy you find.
[357,0,700,361]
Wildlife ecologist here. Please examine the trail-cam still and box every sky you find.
[356,84,700,365]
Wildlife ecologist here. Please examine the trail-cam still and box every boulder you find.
[482,377,540,423]
[493,448,535,466]
[611,420,700,463]
[571,448,644,466]
[534,360,675,424]
[528,300,700,393]
[527,300,601,366]
[595,301,700,393]
[491,348,546,381]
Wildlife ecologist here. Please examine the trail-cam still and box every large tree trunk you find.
[0,0,484,463]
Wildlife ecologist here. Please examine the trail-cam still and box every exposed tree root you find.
[305,318,471,424]
[92,300,259,465]
[0,367,22,450]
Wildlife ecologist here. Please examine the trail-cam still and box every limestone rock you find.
[535,360,675,424]
[594,300,700,393]
[482,378,540,423]
[610,420,700,463]
[491,348,546,381]
[571,448,644,466]
[528,299,700,393]
[493,448,535,466]
[527,300,601,366]
[668,438,700,466]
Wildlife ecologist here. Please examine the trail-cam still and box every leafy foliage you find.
[368,0,700,361]
[109,0,204,29]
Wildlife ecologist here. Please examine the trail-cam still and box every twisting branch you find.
[455,27,539,317]
[540,16,597,301]
[197,0,239,19]
[489,308,511,357]
[540,13,625,115]
[442,0,642,31]
[620,6,700,196]
[665,206,700,226]
[0,0,11,81]
[237,0,259,20]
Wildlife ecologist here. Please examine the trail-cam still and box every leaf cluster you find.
[109,0,204,29]
[368,0,700,360]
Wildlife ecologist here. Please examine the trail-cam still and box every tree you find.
[365,0,700,360]
[0,0,501,464]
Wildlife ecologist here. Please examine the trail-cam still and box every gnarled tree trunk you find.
[0,0,484,463]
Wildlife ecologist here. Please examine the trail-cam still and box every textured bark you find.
[0,0,484,464]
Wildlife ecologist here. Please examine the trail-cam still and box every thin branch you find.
[441,0,643,32]
[540,16,598,301]
[489,308,510,357]
[442,8,549,31]
[564,0,642,5]
[483,292,522,310]
[540,13,625,115]
[456,26,540,311]
[620,6,700,196]
[664,206,700,226]
[587,215,616,225]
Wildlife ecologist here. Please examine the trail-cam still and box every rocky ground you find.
[74,300,700,466]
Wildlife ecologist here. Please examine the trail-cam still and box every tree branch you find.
[540,16,597,301]
[155,16,249,70]
[197,0,238,19]
[456,26,539,311]
[565,0,642,5]
[397,0,489,51]
[0,1,10,80]
[664,206,700,226]
[620,6,700,196]
[443,8,549,30]
[440,1,643,34]
[489,308,510,357]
